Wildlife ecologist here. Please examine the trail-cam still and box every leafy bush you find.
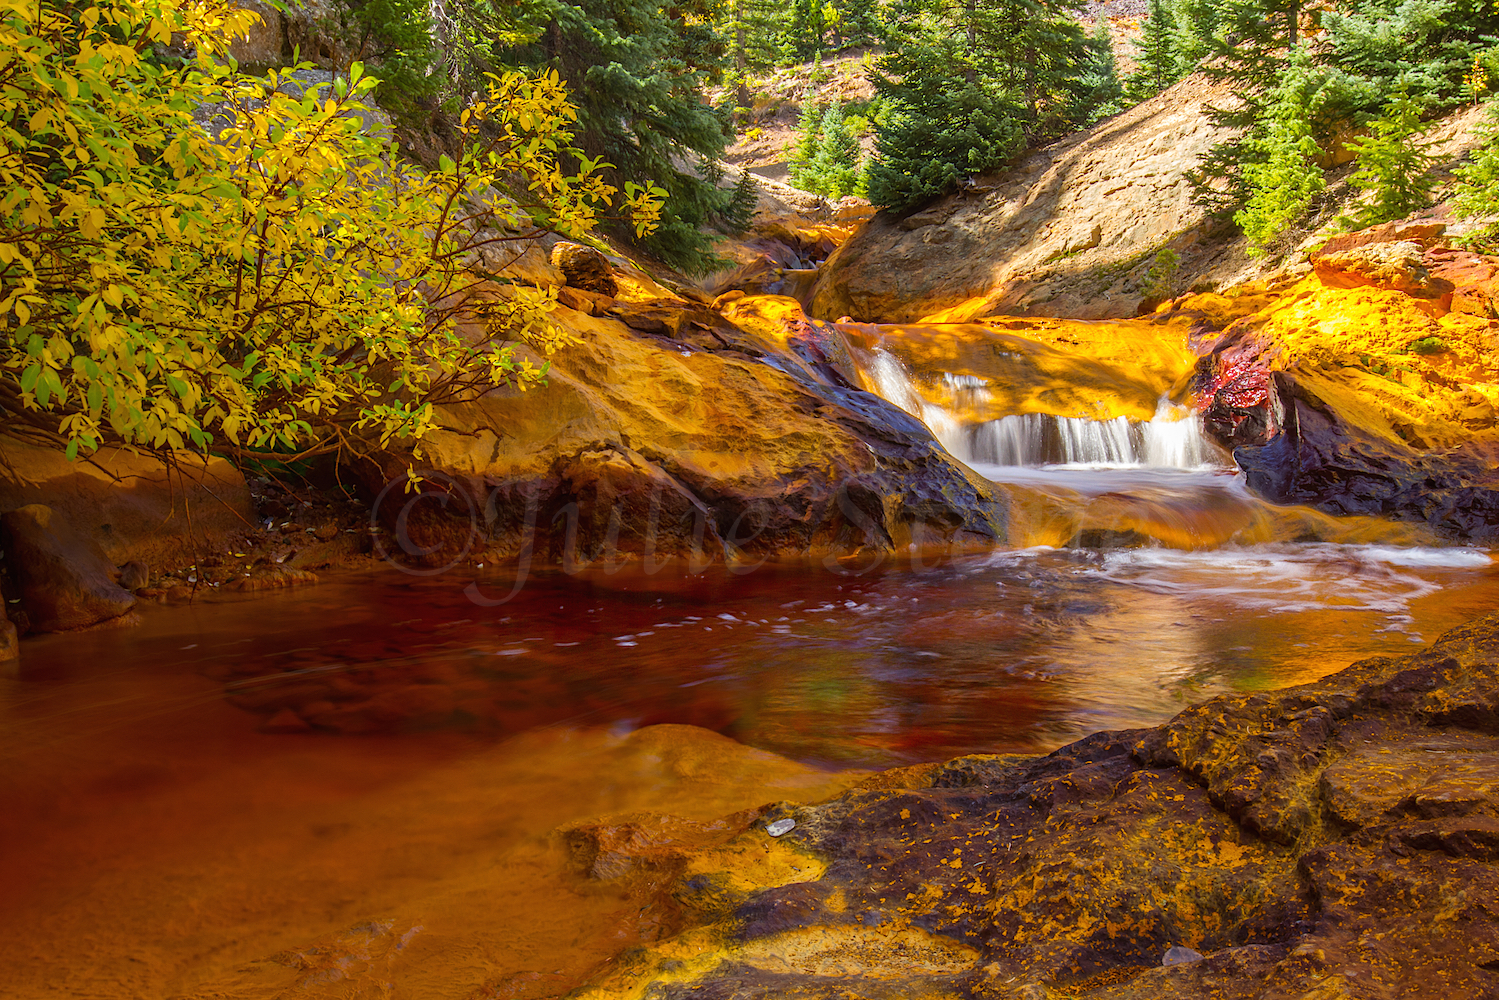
[0,0,660,464]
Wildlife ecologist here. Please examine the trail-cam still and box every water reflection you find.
[3,535,1496,998]
[11,543,1493,769]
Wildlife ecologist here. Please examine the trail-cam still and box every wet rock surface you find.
[362,289,1009,570]
[571,615,1499,1000]
[1234,373,1499,541]
[1185,227,1499,541]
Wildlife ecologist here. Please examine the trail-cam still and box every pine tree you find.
[1125,0,1182,101]
[864,0,1089,209]
[1073,17,1125,123]
[1186,0,1305,217]
[722,171,760,233]
[1234,50,1328,255]
[1344,87,1439,226]
[811,101,863,197]
[510,0,735,273]
[836,0,883,47]
[724,0,783,106]
[1171,0,1220,71]
[784,0,828,59]
[970,0,1090,138]
[789,95,824,190]
[1453,100,1499,244]
[1322,0,1499,106]
[867,15,1025,211]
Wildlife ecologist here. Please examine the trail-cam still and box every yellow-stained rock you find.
[566,616,1499,1000]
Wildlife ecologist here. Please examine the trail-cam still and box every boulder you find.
[0,435,254,568]
[1311,239,1449,297]
[356,291,1008,571]
[566,613,1499,999]
[2,505,136,632]
[1233,372,1499,540]
[551,241,619,296]
[1179,236,1499,539]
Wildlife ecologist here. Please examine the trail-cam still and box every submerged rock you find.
[568,614,1499,999]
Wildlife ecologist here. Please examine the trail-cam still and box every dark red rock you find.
[575,614,1499,999]
[1,504,136,632]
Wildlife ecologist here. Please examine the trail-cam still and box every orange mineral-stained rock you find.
[567,615,1499,1000]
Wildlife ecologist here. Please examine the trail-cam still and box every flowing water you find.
[4,340,1497,998]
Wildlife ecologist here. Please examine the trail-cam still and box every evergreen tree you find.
[1187,0,1497,221]
[867,14,1025,211]
[810,101,864,197]
[864,0,1091,209]
[1344,87,1439,226]
[1125,0,1182,100]
[866,81,1022,209]
[784,0,828,60]
[789,95,824,190]
[1186,0,1305,217]
[722,171,760,233]
[1322,0,1499,106]
[836,0,883,47]
[1234,49,1328,255]
[1073,17,1125,122]
[332,0,437,109]
[1453,101,1499,243]
[970,0,1091,138]
[509,0,735,273]
[723,0,783,106]
[1171,0,1220,71]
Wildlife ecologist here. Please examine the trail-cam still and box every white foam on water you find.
[960,399,1217,469]
[1085,544,1492,615]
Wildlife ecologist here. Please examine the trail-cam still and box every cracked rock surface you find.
[569,614,1499,999]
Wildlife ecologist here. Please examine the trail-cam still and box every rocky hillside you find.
[810,75,1492,324]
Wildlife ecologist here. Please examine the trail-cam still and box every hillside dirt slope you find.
[811,73,1243,323]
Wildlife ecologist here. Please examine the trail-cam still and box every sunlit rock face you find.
[564,614,1499,1000]
[1184,228,1499,540]
[810,74,1240,324]
[359,284,1008,570]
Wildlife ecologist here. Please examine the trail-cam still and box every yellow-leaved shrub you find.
[0,0,663,462]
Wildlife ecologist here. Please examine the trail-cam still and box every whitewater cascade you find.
[864,348,1219,470]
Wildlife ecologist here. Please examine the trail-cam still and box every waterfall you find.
[864,348,1217,470]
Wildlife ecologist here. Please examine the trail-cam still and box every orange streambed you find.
[4,545,1498,997]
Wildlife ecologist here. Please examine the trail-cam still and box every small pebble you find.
[1163,945,1204,966]
[765,818,795,837]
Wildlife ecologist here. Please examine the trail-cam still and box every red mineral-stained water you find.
[3,531,1498,998]
[5,341,1498,998]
